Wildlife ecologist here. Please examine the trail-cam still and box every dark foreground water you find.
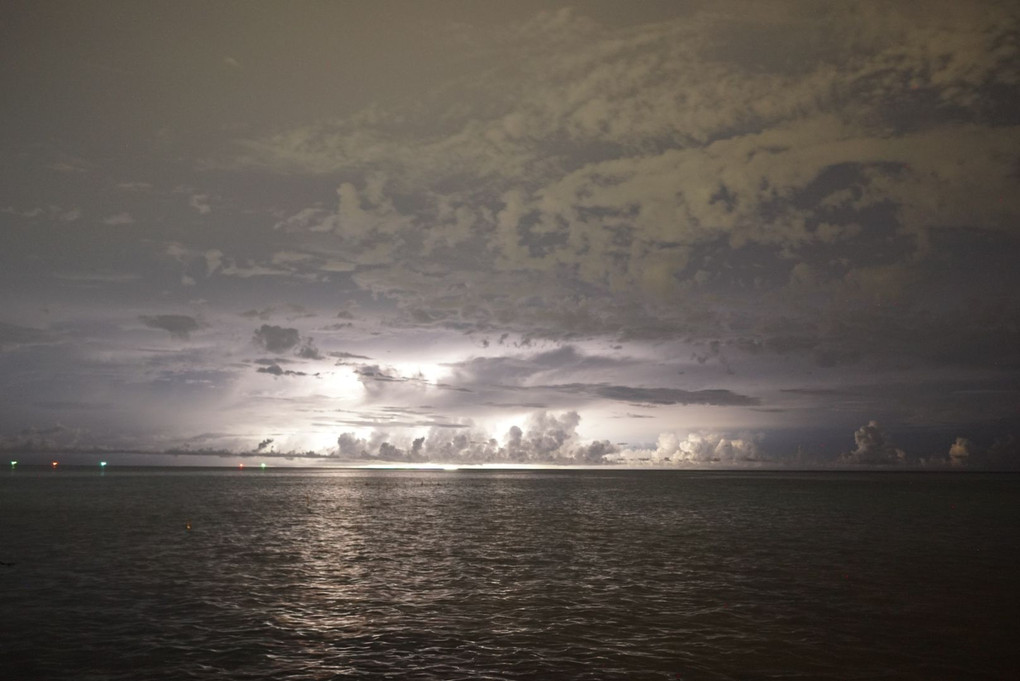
[1,468,1017,680]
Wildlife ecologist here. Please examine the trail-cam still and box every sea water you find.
[1,468,1016,680]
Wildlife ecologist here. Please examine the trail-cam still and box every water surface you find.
[1,468,1016,679]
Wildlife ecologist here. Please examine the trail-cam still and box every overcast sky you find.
[2,1,1018,467]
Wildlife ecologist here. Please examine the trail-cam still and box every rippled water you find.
[1,468,1017,680]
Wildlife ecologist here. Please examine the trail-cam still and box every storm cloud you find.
[253,325,301,354]
[1,2,1018,466]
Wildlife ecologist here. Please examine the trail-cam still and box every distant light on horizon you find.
[355,463,461,471]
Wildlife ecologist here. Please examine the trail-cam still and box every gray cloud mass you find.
[253,325,301,354]
[140,315,200,340]
[1,1,1018,466]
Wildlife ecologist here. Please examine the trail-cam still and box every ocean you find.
[1,468,1017,680]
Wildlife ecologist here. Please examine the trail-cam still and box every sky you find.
[1,0,1018,467]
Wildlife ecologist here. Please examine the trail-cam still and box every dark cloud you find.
[356,365,405,383]
[329,416,469,430]
[296,339,322,360]
[241,309,270,319]
[256,363,307,377]
[593,385,759,407]
[481,401,550,410]
[140,315,200,340]
[242,304,316,321]
[253,325,301,353]
[254,357,294,366]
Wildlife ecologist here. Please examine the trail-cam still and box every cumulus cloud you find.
[840,421,905,465]
[614,431,761,465]
[945,434,1020,470]
[324,410,764,466]
[140,315,200,340]
[505,411,581,462]
[948,437,972,467]
[327,410,617,464]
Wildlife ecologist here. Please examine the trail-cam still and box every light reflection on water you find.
[1,469,1017,680]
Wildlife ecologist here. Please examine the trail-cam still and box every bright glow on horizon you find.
[355,463,460,471]
[351,462,573,471]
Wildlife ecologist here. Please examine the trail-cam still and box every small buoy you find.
[185,520,192,531]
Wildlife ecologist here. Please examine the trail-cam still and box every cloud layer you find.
[1,2,1018,466]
